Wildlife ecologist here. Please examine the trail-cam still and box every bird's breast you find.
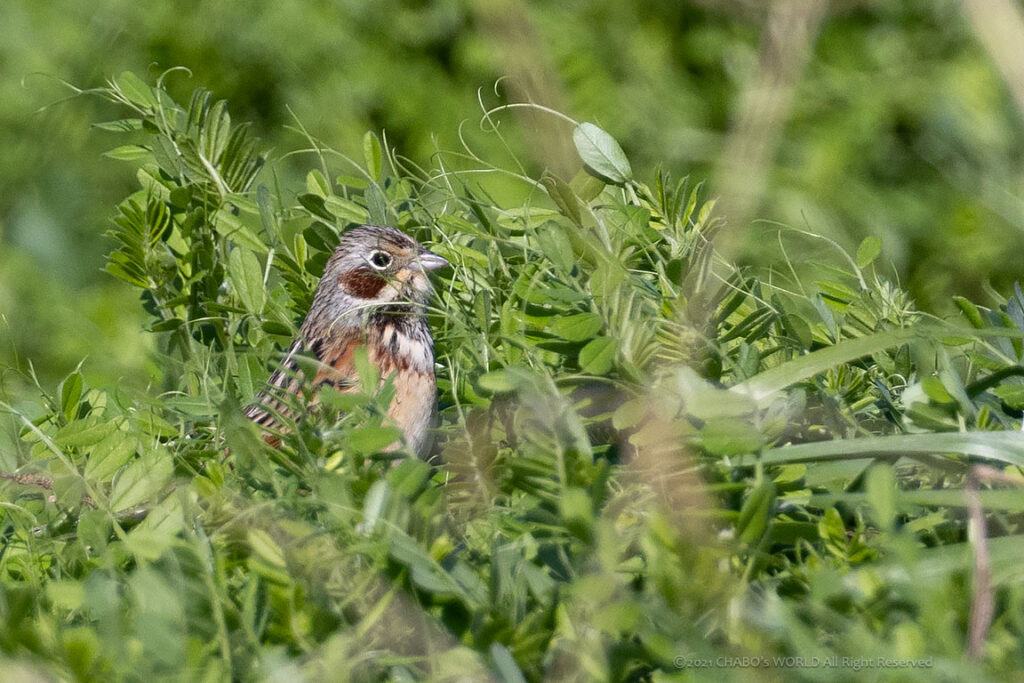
[384,367,436,457]
[369,321,437,457]
[374,321,434,374]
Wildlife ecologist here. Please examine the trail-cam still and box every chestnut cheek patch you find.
[340,267,388,299]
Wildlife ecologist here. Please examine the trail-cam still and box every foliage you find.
[3,72,1024,680]
[6,2,1024,403]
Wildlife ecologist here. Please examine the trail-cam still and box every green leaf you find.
[560,487,594,540]
[110,451,173,510]
[207,100,232,161]
[684,384,757,422]
[865,464,896,531]
[77,509,111,553]
[102,145,151,161]
[847,535,1024,590]
[589,259,626,299]
[810,294,837,340]
[701,418,763,456]
[298,193,332,221]
[534,221,576,273]
[490,643,527,683]
[954,296,986,329]
[921,376,954,403]
[347,426,402,455]
[150,318,183,332]
[568,168,606,202]
[52,474,86,507]
[324,195,370,223]
[228,247,267,314]
[60,371,83,418]
[256,183,277,238]
[612,397,648,430]
[818,507,847,550]
[737,480,775,545]
[133,494,185,540]
[780,310,813,348]
[573,122,632,184]
[387,459,431,497]
[115,71,157,109]
[579,336,616,375]
[130,410,179,438]
[994,384,1024,409]
[215,208,269,253]
[750,431,1024,468]
[478,370,515,394]
[540,172,581,224]
[363,131,383,180]
[306,170,330,198]
[551,312,603,342]
[365,184,388,226]
[84,433,137,482]
[938,361,976,417]
[388,532,485,606]
[810,489,1024,513]
[362,480,391,533]
[248,528,287,570]
[353,347,379,393]
[47,581,85,611]
[817,280,860,304]
[261,320,293,337]
[105,261,148,288]
[855,235,882,268]
[92,118,144,132]
[54,419,119,449]
[905,401,958,431]
[735,327,918,401]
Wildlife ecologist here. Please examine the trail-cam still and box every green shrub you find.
[2,71,1024,680]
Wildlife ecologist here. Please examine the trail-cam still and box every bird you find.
[243,225,449,457]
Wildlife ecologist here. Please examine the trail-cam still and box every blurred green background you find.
[3,0,1024,401]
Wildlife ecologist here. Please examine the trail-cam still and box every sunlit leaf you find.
[855,235,882,268]
[363,130,383,181]
[579,336,616,374]
[228,246,267,314]
[115,71,158,108]
[735,328,919,401]
[551,312,603,342]
[573,122,632,184]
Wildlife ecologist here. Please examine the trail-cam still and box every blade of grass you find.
[734,328,918,401]
[752,431,1024,467]
[801,488,1024,512]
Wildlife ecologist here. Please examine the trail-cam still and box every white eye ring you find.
[368,250,392,270]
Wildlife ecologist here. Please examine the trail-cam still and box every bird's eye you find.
[369,250,392,270]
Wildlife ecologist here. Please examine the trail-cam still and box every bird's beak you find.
[415,249,450,272]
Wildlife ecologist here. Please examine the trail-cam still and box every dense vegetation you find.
[1,71,1024,680]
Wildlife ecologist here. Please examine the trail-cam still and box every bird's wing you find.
[312,337,364,391]
[242,338,304,443]
[243,336,363,446]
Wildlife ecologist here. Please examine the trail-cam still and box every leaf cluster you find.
[2,72,1024,680]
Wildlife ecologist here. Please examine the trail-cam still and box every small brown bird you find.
[244,225,449,457]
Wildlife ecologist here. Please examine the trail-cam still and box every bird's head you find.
[315,225,449,323]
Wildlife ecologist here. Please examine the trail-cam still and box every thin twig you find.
[713,0,830,259]
[965,466,994,659]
